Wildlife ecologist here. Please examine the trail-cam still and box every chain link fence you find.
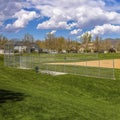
[4,41,115,80]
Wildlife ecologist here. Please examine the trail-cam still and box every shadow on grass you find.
[0,89,25,104]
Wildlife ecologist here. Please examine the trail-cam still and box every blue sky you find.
[0,0,120,40]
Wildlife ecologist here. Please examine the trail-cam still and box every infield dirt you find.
[48,59,120,69]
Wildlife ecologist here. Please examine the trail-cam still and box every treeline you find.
[80,33,117,52]
[1,33,120,53]
[36,33,80,53]
[36,32,120,53]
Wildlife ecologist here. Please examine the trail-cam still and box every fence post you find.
[99,59,100,77]
[113,59,115,80]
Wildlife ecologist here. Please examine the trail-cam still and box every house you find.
[0,43,5,54]
[79,42,95,53]
[27,43,42,53]
[78,46,84,53]
[14,41,27,53]
[14,41,42,53]
[0,49,4,54]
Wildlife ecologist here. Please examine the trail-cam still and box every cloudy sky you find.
[1,0,120,40]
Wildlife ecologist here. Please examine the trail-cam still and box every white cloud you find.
[0,22,3,26]
[5,9,38,30]
[70,29,82,35]
[1,0,120,36]
[50,30,56,34]
[0,0,31,32]
[0,0,25,23]
[33,0,120,30]
[37,19,68,29]
[82,24,120,37]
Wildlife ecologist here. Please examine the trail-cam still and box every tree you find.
[108,48,116,53]
[94,36,100,52]
[102,39,111,51]
[81,32,92,44]
[36,40,45,49]
[23,33,34,44]
[74,40,80,53]
[45,32,56,50]
[66,38,72,53]
[55,37,66,52]
[81,32,92,52]
[116,41,120,51]
[0,34,8,49]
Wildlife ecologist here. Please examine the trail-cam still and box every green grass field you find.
[0,54,120,120]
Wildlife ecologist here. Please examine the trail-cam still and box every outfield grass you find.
[0,54,120,120]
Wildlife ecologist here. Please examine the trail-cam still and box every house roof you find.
[14,41,24,46]
[14,41,42,50]
[5,41,42,50]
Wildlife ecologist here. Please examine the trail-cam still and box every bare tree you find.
[0,34,8,49]
[23,33,34,44]
[116,41,120,51]
[81,32,92,52]
[102,39,111,51]
[45,32,56,50]
[94,36,101,52]
[55,37,66,52]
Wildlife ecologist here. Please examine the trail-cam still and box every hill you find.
[0,55,120,120]
[104,38,120,46]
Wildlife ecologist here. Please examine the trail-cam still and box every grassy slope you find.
[0,54,120,120]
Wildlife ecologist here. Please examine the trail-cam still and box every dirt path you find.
[48,59,120,69]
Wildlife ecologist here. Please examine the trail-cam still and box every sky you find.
[1,0,120,40]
